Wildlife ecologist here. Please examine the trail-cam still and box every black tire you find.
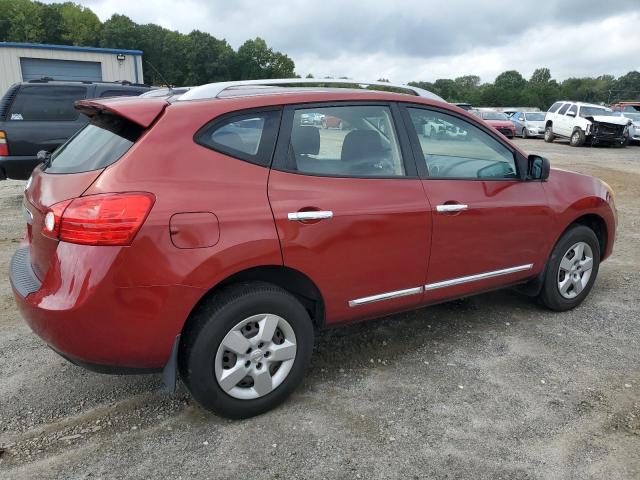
[544,126,555,143]
[570,128,585,147]
[538,225,600,311]
[179,282,314,418]
[522,128,528,139]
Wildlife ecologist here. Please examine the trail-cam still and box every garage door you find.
[20,57,102,82]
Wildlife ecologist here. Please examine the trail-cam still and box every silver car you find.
[511,111,546,138]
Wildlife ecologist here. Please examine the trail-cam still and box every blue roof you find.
[0,42,142,55]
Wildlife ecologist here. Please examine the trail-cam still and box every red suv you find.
[10,80,617,418]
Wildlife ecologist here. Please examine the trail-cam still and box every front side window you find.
[283,105,405,177]
[8,86,87,121]
[196,109,281,166]
[566,105,577,116]
[406,107,517,180]
[557,104,570,115]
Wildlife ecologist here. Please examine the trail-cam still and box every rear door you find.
[401,105,553,303]
[268,102,431,325]
[4,84,89,156]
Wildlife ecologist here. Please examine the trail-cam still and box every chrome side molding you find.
[348,286,423,307]
[425,264,534,291]
[288,211,333,221]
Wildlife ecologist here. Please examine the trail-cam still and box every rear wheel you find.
[570,128,585,147]
[179,282,314,418]
[538,225,600,311]
[544,126,555,143]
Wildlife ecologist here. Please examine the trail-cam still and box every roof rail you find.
[26,77,150,87]
[178,78,445,102]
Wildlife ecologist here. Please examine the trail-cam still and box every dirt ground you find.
[0,139,639,480]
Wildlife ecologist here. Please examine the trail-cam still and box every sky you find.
[57,0,640,83]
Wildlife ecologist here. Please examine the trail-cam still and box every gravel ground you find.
[0,139,639,479]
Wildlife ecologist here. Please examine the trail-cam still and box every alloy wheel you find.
[214,314,297,400]
[557,241,594,299]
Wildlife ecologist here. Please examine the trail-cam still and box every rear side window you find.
[548,102,562,113]
[196,109,281,167]
[8,86,87,121]
[45,114,142,174]
[280,105,405,178]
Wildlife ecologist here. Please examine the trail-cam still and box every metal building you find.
[0,42,143,94]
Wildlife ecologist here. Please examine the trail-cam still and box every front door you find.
[268,103,431,325]
[402,105,554,303]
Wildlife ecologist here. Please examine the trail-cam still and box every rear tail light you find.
[42,193,155,246]
[0,131,8,156]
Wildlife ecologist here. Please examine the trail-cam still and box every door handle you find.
[436,204,468,213]
[288,210,333,221]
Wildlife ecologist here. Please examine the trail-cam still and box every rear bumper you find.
[0,155,39,180]
[10,244,204,370]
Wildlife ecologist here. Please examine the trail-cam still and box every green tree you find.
[530,67,551,84]
[99,14,140,50]
[233,37,295,80]
[59,2,101,46]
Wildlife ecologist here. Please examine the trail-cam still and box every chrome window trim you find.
[348,286,423,307]
[425,264,534,291]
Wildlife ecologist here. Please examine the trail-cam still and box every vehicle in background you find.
[300,112,325,126]
[454,103,473,111]
[139,86,192,99]
[610,102,640,144]
[544,101,631,147]
[0,79,150,180]
[503,109,518,117]
[511,111,546,138]
[479,111,516,138]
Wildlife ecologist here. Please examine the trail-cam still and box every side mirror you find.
[566,111,576,117]
[528,154,550,181]
[518,116,524,121]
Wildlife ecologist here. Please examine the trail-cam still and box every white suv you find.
[544,101,631,147]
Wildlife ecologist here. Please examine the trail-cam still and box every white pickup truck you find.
[544,101,631,147]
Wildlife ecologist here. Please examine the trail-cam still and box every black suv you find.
[0,79,150,180]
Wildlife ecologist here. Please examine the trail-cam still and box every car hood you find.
[588,115,630,126]
[485,120,513,128]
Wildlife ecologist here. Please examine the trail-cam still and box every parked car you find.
[139,86,192,99]
[11,80,617,419]
[544,101,631,147]
[511,111,546,138]
[0,79,150,180]
[502,109,518,117]
[610,102,640,144]
[454,103,473,111]
[479,111,517,138]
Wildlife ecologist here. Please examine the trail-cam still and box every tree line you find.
[408,68,640,109]
[0,0,296,85]
[1,1,638,109]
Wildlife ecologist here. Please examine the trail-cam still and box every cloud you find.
[46,0,640,82]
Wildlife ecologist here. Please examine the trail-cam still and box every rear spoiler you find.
[75,97,169,128]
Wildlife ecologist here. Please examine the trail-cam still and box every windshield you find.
[45,114,142,174]
[481,112,509,121]
[525,113,545,121]
[621,112,640,121]
[580,106,613,118]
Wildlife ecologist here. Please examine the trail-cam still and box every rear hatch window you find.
[7,85,87,121]
[44,114,143,174]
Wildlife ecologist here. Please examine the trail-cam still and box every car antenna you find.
[144,60,173,92]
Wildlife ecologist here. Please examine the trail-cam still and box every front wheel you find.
[538,225,600,311]
[522,128,528,139]
[179,282,314,418]
[570,129,585,147]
